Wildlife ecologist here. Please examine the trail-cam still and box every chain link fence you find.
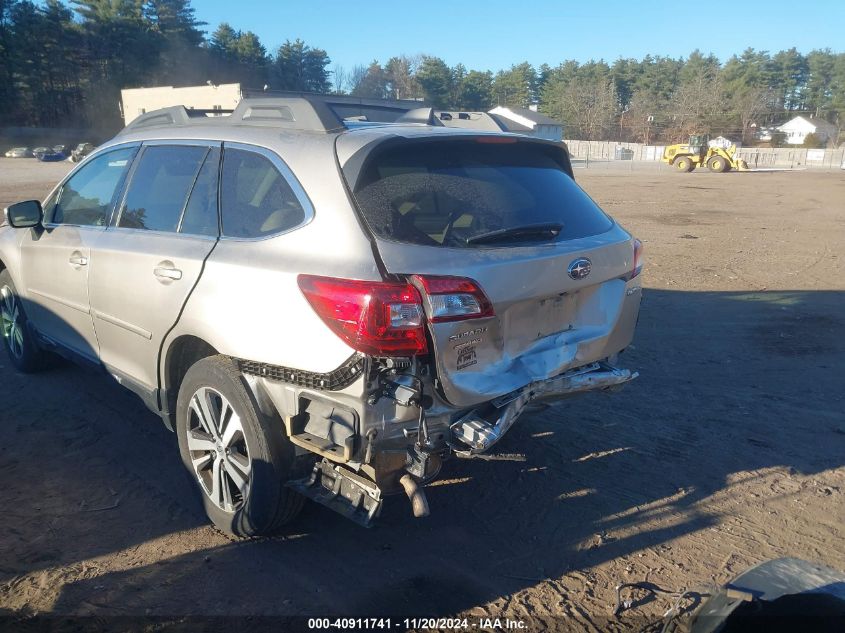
[564,139,845,170]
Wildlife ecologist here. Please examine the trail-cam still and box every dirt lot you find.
[0,158,843,631]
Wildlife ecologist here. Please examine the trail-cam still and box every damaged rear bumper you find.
[450,362,638,454]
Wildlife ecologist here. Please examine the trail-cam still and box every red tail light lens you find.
[626,238,644,281]
[297,275,428,357]
[475,136,518,144]
[411,275,495,323]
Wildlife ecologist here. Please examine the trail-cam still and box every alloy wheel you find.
[186,386,252,513]
[0,286,24,360]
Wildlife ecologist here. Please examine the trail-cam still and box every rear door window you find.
[179,147,220,237]
[351,140,613,247]
[52,147,136,226]
[220,147,306,238]
[118,145,208,232]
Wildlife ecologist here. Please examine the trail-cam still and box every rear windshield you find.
[351,140,613,248]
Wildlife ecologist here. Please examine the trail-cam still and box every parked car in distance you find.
[70,142,95,162]
[4,147,32,158]
[31,146,50,158]
[36,149,67,162]
[52,144,68,154]
[0,96,643,537]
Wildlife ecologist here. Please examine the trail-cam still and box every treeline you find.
[2,0,844,144]
[346,50,845,145]
[0,0,332,133]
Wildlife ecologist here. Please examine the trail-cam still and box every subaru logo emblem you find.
[568,257,591,280]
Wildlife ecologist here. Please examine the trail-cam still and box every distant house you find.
[488,105,564,141]
[776,115,838,146]
[120,83,243,125]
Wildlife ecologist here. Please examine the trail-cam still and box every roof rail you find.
[232,96,343,131]
[392,109,509,132]
[434,111,507,132]
[122,105,226,131]
[245,90,429,123]
[119,94,513,135]
[119,95,346,135]
[119,92,432,135]
[395,108,442,126]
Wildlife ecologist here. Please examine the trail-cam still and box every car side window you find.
[220,147,306,238]
[179,147,220,237]
[52,147,135,226]
[118,145,208,232]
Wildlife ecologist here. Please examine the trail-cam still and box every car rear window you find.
[220,148,306,239]
[351,140,613,247]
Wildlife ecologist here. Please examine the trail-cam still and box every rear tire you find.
[0,270,45,373]
[175,355,304,537]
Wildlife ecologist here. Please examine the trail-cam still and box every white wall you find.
[564,138,845,169]
[533,123,563,142]
[120,84,242,125]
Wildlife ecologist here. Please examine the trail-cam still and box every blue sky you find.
[195,0,844,72]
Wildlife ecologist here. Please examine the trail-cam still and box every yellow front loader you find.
[662,135,750,172]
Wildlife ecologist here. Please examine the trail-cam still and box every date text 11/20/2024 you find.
[308,617,528,630]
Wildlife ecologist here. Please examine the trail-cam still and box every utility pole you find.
[646,114,654,146]
[619,105,629,141]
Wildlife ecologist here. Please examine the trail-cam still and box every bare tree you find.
[619,90,663,142]
[667,67,725,141]
[332,64,349,94]
[734,86,772,144]
[386,54,422,100]
[350,61,390,99]
[543,75,617,140]
[348,64,368,95]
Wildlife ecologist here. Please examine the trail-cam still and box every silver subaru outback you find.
[0,96,642,536]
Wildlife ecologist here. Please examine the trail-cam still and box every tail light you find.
[297,275,428,357]
[475,136,518,144]
[298,274,496,357]
[624,238,644,281]
[411,275,494,323]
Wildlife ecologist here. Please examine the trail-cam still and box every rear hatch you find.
[338,132,641,408]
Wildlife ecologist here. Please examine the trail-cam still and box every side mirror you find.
[4,200,43,228]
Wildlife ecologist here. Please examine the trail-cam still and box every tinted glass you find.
[180,147,220,236]
[220,148,306,238]
[52,147,135,226]
[352,141,613,248]
[119,145,207,232]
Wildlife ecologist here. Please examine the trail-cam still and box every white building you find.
[120,83,242,125]
[488,105,564,141]
[776,115,838,146]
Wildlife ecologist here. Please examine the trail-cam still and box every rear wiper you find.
[466,222,563,245]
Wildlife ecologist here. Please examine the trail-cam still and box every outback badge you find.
[568,257,592,280]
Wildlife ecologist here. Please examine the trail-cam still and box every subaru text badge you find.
[568,258,592,280]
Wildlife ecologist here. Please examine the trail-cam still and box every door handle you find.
[68,253,88,266]
[153,266,183,281]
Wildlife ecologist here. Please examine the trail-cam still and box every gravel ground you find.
[0,158,843,631]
